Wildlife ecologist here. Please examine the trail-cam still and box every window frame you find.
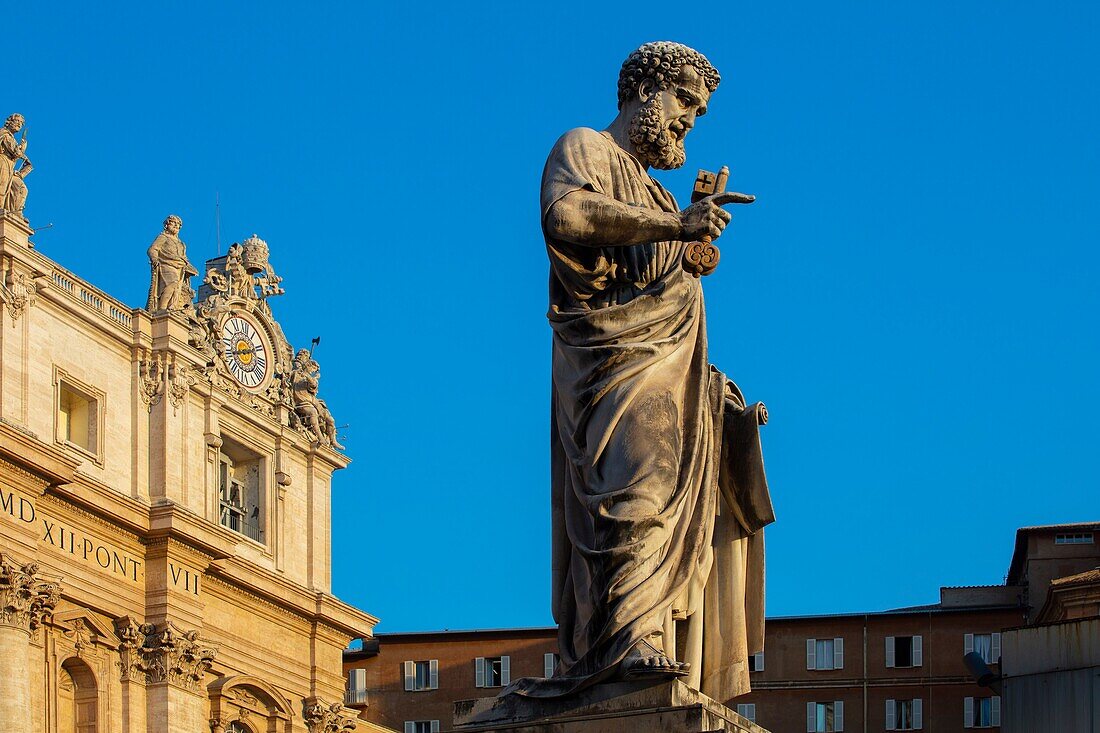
[806,637,843,671]
[53,368,105,465]
[965,632,1001,665]
[886,635,922,668]
[886,698,923,730]
[475,656,511,688]
[543,652,558,678]
[403,660,438,692]
[1055,532,1094,545]
[215,432,272,549]
[806,700,843,732]
[404,722,439,733]
[345,668,367,705]
[964,695,1000,728]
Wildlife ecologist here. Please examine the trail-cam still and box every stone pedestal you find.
[452,679,768,733]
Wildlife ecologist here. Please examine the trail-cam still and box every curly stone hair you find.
[616,41,721,110]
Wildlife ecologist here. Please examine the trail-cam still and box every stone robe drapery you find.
[531,127,774,702]
[146,233,195,311]
[0,128,21,211]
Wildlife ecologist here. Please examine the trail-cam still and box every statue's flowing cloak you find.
[524,127,774,702]
[0,128,18,204]
[146,234,189,311]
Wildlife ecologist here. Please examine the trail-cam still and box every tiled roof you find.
[1050,567,1100,587]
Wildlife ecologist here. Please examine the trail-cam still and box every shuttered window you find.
[404,723,438,733]
[345,668,367,705]
[475,656,511,687]
[886,636,922,668]
[736,703,756,722]
[964,633,1001,664]
[544,653,558,678]
[806,638,843,670]
[964,696,1000,728]
[402,660,438,691]
[886,699,922,730]
[806,701,843,732]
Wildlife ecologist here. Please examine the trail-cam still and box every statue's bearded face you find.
[165,218,182,235]
[628,66,711,171]
[6,116,23,133]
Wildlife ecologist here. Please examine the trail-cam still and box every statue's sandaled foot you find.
[621,637,690,679]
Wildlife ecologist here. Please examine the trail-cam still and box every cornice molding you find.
[0,420,79,488]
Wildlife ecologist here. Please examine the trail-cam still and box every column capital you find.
[135,620,217,691]
[303,697,357,733]
[0,554,60,633]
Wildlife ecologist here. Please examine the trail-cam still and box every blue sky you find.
[11,3,1098,631]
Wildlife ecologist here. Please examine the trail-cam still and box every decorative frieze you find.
[303,698,357,733]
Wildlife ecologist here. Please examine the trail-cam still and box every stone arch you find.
[59,656,99,733]
[209,674,293,733]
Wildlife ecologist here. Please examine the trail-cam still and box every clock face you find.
[220,315,271,389]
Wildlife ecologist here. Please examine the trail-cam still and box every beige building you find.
[0,210,383,733]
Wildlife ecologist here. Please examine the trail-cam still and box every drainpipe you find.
[863,614,868,733]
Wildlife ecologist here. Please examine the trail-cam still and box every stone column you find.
[137,621,217,733]
[0,555,59,733]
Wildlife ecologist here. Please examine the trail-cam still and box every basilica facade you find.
[0,195,378,732]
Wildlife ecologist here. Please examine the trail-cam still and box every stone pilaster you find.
[0,554,60,733]
[147,312,197,507]
[137,621,217,733]
[115,616,149,733]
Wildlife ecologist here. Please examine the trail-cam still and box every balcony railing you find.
[344,688,368,706]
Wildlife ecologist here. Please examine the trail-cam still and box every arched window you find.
[58,658,98,733]
[227,722,253,733]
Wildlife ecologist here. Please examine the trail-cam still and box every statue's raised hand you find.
[679,191,755,241]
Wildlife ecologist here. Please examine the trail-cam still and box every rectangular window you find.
[964,696,1000,728]
[403,722,439,733]
[886,635,922,668]
[57,380,100,456]
[806,638,843,670]
[544,653,558,678]
[749,651,764,672]
[403,660,438,691]
[806,701,843,732]
[736,703,756,722]
[345,668,367,705]
[887,699,923,730]
[217,438,265,543]
[475,656,510,687]
[965,633,1001,665]
[1055,532,1094,544]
